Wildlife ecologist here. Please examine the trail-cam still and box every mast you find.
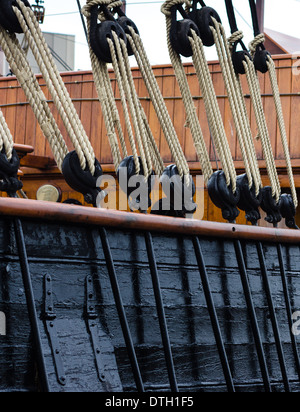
[76,0,88,42]
[121,0,126,13]
[256,0,265,33]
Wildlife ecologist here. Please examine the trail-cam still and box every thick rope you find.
[126,25,190,182]
[84,0,165,179]
[210,20,262,196]
[267,56,298,207]
[189,29,237,191]
[0,109,14,161]
[243,55,281,202]
[162,1,213,185]
[249,34,297,206]
[107,33,153,178]
[86,19,124,171]
[14,0,96,174]
[0,27,68,169]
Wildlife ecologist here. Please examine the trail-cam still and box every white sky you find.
[41,0,300,71]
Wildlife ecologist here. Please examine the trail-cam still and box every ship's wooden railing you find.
[0,197,299,244]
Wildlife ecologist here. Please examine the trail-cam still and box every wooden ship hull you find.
[0,198,300,392]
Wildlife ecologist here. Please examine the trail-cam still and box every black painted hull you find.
[1,212,300,392]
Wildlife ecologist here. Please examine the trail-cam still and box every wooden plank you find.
[160,66,174,163]
[172,68,186,158]
[2,196,300,244]
[263,59,278,159]
[14,84,27,146]
[4,79,18,139]
[211,62,224,166]
[185,65,198,163]
[252,70,265,160]
[148,67,163,159]
[276,58,292,159]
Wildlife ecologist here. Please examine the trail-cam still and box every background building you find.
[0,32,75,76]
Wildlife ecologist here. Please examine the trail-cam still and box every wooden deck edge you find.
[0,197,299,244]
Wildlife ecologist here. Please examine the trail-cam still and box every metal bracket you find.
[43,274,66,386]
[85,276,106,383]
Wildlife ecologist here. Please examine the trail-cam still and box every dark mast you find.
[256,0,265,32]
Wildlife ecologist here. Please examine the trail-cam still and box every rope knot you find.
[161,0,191,17]
[82,0,123,18]
[227,30,243,47]
[249,33,265,57]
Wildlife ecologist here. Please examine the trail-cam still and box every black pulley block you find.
[189,6,221,47]
[207,170,240,222]
[117,156,153,212]
[0,0,31,33]
[170,18,200,58]
[231,48,252,75]
[62,151,103,206]
[260,186,282,225]
[160,164,197,215]
[253,48,272,74]
[89,5,127,64]
[236,174,262,225]
[0,148,20,177]
[117,15,139,56]
[0,148,23,194]
[280,193,298,229]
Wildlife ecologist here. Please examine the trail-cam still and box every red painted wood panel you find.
[0,56,298,175]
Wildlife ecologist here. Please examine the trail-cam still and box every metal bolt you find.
[60,376,66,385]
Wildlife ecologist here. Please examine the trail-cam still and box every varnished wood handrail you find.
[0,197,299,244]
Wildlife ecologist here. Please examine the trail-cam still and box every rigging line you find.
[233,6,253,31]
[76,0,88,43]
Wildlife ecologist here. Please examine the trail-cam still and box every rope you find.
[162,1,213,185]
[248,0,298,210]
[210,19,262,196]
[0,109,14,161]
[267,56,298,207]
[189,29,237,191]
[13,0,96,174]
[242,54,281,203]
[126,25,190,183]
[249,33,265,58]
[86,17,124,171]
[83,0,165,179]
[0,27,68,169]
